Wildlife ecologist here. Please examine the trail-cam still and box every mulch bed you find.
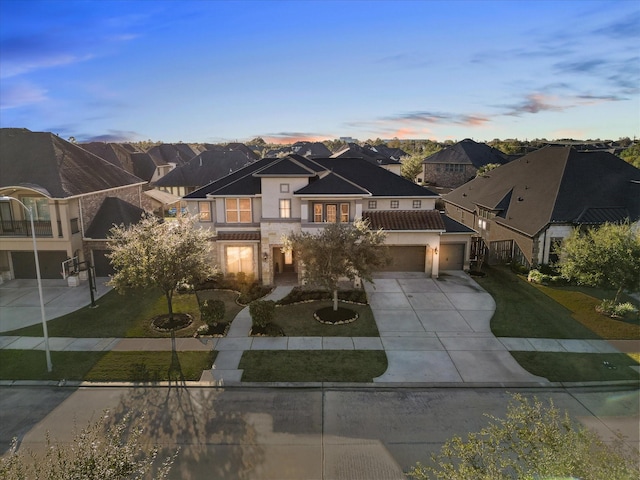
[250,323,285,337]
[151,313,193,332]
[313,307,358,325]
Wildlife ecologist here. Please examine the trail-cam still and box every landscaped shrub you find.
[597,299,638,318]
[249,300,276,328]
[238,283,272,305]
[527,269,549,284]
[276,287,368,305]
[200,299,225,326]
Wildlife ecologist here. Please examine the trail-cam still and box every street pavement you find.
[1,385,638,479]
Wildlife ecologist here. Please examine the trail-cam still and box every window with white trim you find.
[412,200,421,208]
[368,200,377,209]
[390,200,399,209]
[226,246,254,274]
[21,197,50,221]
[225,198,252,223]
[312,203,350,223]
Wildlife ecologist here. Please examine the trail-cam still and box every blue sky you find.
[1,0,638,144]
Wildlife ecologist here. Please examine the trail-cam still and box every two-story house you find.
[443,145,640,268]
[184,154,474,285]
[0,128,149,280]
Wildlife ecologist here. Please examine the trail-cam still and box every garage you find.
[11,251,68,279]
[439,243,465,270]
[92,250,115,277]
[377,246,426,272]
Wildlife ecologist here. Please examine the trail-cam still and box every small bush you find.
[249,300,276,328]
[598,299,638,318]
[238,283,272,304]
[200,299,225,326]
[527,269,549,284]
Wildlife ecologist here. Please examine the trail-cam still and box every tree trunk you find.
[166,290,174,322]
[614,286,623,304]
[333,289,338,311]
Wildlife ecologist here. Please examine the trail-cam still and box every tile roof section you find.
[216,231,261,241]
[84,197,145,239]
[363,210,446,231]
[0,128,145,198]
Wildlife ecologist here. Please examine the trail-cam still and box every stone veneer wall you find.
[422,164,476,188]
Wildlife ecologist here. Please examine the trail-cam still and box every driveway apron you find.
[365,271,548,384]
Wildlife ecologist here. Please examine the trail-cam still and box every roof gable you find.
[295,172,371,195]
[85,197,145,238]
[0,128,145,198]
[423,138,507,167]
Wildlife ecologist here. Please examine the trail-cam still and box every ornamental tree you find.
[557,222,640,303]
[284,219,389,310]
[107,213,215,322]
[409,394,639,480]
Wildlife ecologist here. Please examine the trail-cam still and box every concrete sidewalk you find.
[1,273,638,386]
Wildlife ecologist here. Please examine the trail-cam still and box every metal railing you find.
[0,219,54,237]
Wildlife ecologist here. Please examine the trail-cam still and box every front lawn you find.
[272,301,379,336]
[511,351,639,382]
[476,266,601,339]
[0,349,215,381]
[3,288,206,338]
[239,350,387,382]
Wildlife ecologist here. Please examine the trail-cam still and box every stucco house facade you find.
[184,155,474,285]
[443,145,640,268]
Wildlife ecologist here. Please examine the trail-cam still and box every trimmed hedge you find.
[276,287,367,306]
[249,300,276,328]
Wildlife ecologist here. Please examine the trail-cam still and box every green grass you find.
[511,351,640,382]
[0,350,215,381]
[273,301,379,336]
[239,350,387,382]
[195,289,245,324]
[475,266,601,339]
[3,289,205,338]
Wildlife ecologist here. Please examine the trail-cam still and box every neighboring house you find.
[265,141,332,159]
[443,145,640,268]
[331,143,403,175]
[422,138,508,188]
[0,128,149,280]
[80,142,171,183]
[184,154,474,285]
[154,147,258,197]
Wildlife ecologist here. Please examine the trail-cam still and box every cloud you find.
[261,132,330,144]
[594,11,640,39]
[0,81,47,109]
[383,111,490,127]
[554,58,607,75]
[502,93,566,116]
[79,130,143,143]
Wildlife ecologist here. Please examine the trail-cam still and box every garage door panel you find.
[11,251,68,279]
[378,246,425,272]
[439,244,464,270]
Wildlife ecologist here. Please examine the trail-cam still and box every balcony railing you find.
[0,220,54,237]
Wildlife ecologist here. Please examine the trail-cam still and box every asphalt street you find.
[1,385,638,479]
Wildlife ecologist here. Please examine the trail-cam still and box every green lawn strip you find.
[85,350,216,382]
[0,350,215,381]
[511,351,640,382]
[0,350,107,380]
[475,266,600,339]
[239,350,387,382]
[530,284,640,340]
[3,289,205,338]
[273,301,379,336]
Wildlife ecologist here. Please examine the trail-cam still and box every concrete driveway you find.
[365,271,548,384]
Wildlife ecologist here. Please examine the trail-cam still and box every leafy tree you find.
[619,143,640,168]
[557,222,640,303]
[475,163,502,177]
[0,411,177,479]
[284,220,389,310]
[400,154,425,182]
[107,214,215,322]
[409,394,638,480]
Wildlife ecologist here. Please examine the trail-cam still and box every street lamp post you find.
[1,196,52,372]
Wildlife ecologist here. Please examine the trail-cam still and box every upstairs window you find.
[412,200,422,209]
[279,199,291,218]
[198,202,211,222]
[390,200,399,209]
[312,203,350,223]
[21,197,50,221]
[225,198,252,223]
[368,200,377,209]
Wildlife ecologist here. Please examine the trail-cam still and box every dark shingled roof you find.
[146,143,202,167]
[185,156,438,199]
[444,146,640,236]
[155,149,256,188]
[0,128,145,198]
[331,143,402,166]
[254,155,318,176]
[84,197,145,239]
[216,231,261,241]
[423,138,507,167]
[363,210,445,231]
